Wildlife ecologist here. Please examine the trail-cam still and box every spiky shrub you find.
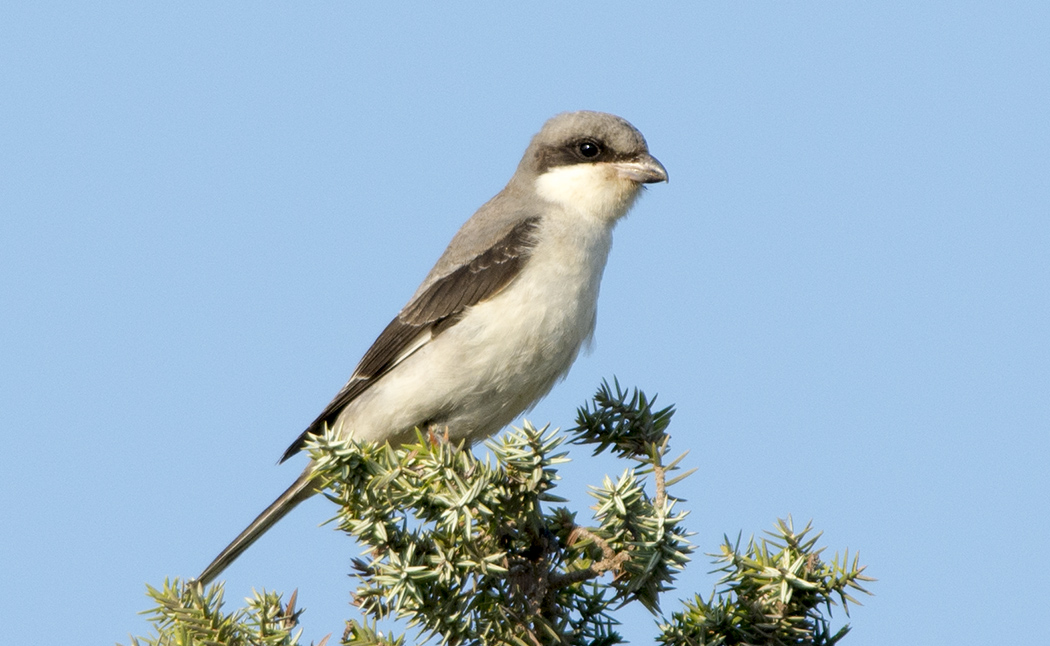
[125,382,871,646]
[126,583,310,646]
[659,518,872,646]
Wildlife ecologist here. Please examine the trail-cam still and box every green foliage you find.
[124,579,313,646]
[307,394,693,646]
[658,519,873,646]
[571,378,676,459]
[571,380,693,614]
[126,382,871,646]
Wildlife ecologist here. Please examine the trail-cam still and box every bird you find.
[194,110,667,585]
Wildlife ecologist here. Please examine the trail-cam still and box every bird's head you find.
[520,111,668,222]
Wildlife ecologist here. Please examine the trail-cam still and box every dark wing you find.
[279,216,540,462]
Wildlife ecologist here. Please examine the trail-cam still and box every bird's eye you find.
[577,140,601,158]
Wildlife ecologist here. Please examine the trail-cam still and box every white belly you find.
[331,213,614,445]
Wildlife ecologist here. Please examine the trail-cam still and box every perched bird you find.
[195,111,667,584]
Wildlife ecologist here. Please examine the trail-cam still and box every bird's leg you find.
[426,424,452,447]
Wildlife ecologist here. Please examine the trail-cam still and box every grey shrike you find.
[195,111,667,584]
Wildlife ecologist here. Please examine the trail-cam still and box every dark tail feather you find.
[194,470,318,585]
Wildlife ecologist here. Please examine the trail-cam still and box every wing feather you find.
[279,216,540,462]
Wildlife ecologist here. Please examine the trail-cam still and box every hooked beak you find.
[612,153,668,184]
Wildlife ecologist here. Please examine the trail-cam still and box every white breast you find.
[331,163,642,445]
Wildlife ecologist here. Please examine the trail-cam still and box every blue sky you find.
[2,3,1048,644]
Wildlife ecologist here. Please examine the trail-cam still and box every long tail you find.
[194,469,318,585]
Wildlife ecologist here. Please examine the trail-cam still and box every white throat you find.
[534,163,642,223]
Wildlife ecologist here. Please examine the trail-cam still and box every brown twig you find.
[549,526,629,589]
[647,435,676,512]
